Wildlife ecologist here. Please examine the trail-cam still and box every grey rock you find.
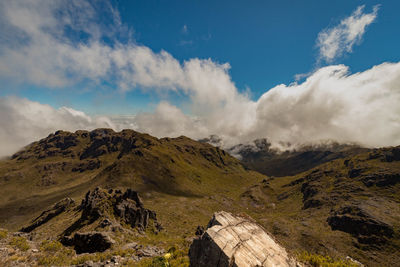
[189,211,301,267]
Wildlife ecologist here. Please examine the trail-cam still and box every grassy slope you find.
[1,129,399,266]
[241,148,400,267]
[0,129,264,231]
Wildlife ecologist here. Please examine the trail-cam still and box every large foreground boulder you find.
[189,211,300,267]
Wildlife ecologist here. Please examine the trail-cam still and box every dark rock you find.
[99,219,113,228]
[21,198,75,232]
[195,226,204,236]
[66,187,162,235]
[64,232,114,254]
[80,187,110,220]
[327,205,394,244]
[360,172,400,187]
[348,168,363,178]
[72,159,101,172]
[303,198,323,209]
[300,182,322,209]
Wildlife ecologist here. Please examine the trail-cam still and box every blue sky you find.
[1,0,400,157]
[119,0,398,94]
[1,0,399,115]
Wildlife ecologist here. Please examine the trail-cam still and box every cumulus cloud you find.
[1,1,400,158]
[2,61,400,157]
[0,97,119,157]
[317,5,379,62]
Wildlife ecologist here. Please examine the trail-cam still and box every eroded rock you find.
[189,211,300,267]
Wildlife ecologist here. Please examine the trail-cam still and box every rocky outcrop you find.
[359,172,400,187]
[61,232,114,254]
[327,205,394,244]
[79,187,161,232]
[57,188,162,253]
[20,198,75,232]
[189,211,300,267]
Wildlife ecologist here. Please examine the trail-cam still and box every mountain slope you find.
[1,130,399,266]
[240,145,400,266]
[0,129,264,231]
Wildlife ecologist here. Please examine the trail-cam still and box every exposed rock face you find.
[20,198,75,232]
[189,211,300,267]
[79,187,161,232]
[327,205,394,244]
[359,172,400,187]
[62,232,114,254]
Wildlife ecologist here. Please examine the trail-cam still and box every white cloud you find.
[182,24,188,34]
[317,5,379,62]
[0,97,119,157]
[2,61,400,157]
[1,1,400,158]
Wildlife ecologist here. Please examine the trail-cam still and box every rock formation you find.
[58,188,162,252]
[189,211,300,267]
[78,187,161,233]
[19,187,161,254]
[327,205,394,244]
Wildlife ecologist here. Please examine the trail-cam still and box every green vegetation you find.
[9,236,30,251]
[0,129,399,266]
[40,240,64,252]
[148,247,189,267]
[297,251,359,267]
[0,229,7,239]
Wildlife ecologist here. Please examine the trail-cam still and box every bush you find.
[0,229,8,239]
[37,255,69,266]
[297,251,359,267]
[40,240,63,252]
[9,236,30,251]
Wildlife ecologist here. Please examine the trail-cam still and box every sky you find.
[1,0,400,157]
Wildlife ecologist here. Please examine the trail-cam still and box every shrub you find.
[9,236,30,251]
[40,240,63,252]
[0,229,8,239]
[297,251,359,267]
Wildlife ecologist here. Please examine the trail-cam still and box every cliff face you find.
[189,211,300,267]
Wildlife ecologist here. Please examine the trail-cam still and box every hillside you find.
[0,129,264,231]
[239,146,400,266]
[0,130,399,266]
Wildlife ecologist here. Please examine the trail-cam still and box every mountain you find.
[0,128,264,231]
[239,145,400,266]
[225,138,369,176]
[0,129,399,266]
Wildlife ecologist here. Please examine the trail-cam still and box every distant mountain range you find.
[199,136,369,176]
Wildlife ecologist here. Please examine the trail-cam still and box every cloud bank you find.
[317,5,379,62]
[1,1,400,157]
[2,61,400,157]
